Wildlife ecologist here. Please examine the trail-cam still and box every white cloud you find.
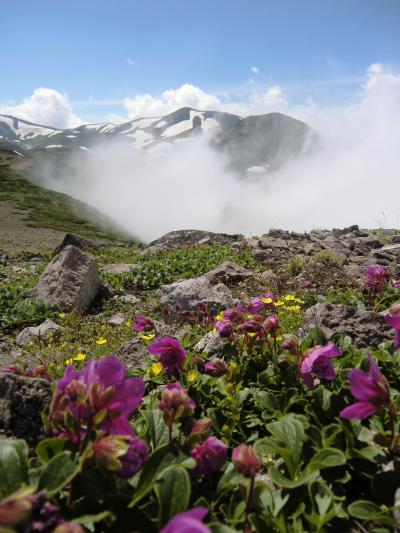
[123,83,222,119]
[0,88,81,128]
[126,57,136,66]
[251,66,259,75]
[250,85,287,109]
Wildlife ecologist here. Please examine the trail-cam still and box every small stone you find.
[16,319,62,347]
[108,313,125,327]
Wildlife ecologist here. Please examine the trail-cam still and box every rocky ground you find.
[1,225,400,531]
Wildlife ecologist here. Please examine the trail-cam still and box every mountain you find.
[0,108,316,174]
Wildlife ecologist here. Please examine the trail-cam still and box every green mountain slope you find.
[0,150,132,251]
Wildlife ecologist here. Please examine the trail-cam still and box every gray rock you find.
[194,331,230,357]
[259,236,289,250]
[16,319,62,347]
[118,294,141,304]
[36,245,103,311]
[54,233,99,254]
[148,229,243,249]
[203,261,252,285]
[300,302,392,348]
[108,313,125,327]
[160,277,234,322]
[116,338,149,371]
[0,372,52,445]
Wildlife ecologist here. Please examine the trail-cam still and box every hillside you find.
[0,150,132,252]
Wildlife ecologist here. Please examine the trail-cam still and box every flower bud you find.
[263,315,280,337]
[159,383,196,425]
[53,523,85,533]
[204,358,228,377]
[133,316,155,332]
[215,319,233,337]
[190,418,213,437]
[0,494,32,527]
[92,435,129,471]
[232,444,261,478]
[282,336,299,353]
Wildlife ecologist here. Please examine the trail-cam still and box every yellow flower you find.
[150,362,163,376]
[276,335,283,342]
[275,300,285,307]
[284,294,296,301]
[58,312,66,318]
[215,311,225,321]
[212,327,217,333]
[65,358,74,365]
[74,353,86,361]
[247,332,258,337]
[246,314,254,319]
[125,320,132,328]
[230,361,238,373]
[96,337,107,345]
[187,370,199,383]
[141,333,156,341]
[286,305,301,313]
[262,297,274,304]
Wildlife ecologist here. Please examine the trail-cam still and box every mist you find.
[36,64,400,242]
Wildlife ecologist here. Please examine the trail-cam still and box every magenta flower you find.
[204,358,228,377]
[364,265,391,294]
[300,343,342,389]
[384,311,400,349]
[248,293,275,314]
[148,336,186,377]
[215,319,233,337]
[242,319,262,334]
[191,436,228,479]
[160,508,210,533]
[51,356,145,440]
[232,444,261,478]
[340,355,391,419]
[133,316,155,332]
[223,307,244,323]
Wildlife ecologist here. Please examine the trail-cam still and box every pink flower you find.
[232,444,261,478]
[263,315,280,337]
[133,316,155,332]
[51,356,145,440]
[191,436,228,479]
[300,343,342,389]
[384,310,400,349]
[160,508,210,533]
[92,434,148,478]
[149,336,186,377]
[364,265,391,294]
[340,355,391,420]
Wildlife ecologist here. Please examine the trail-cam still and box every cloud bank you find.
[0,88,81,129]
[33,63,400,242]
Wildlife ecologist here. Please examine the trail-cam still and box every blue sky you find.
[1,0,399,125]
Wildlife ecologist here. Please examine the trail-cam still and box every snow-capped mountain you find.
[0,107,315,173]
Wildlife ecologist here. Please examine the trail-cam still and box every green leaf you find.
[129,445,190,507]
[348,500,394,526]
[155,466,191,527]
[36,438,69,464]
[308,448,346,471]
[0,439,29,498]
[266,415,306,477]
[38,451,79,496]
[268,466,318,488]
[145,409,169,449]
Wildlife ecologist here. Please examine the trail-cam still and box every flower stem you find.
[244,475,255,533]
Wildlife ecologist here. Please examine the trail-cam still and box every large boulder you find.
[300,302,393,348]
[160,277,234,322]
[36,245,103,311]
[0,373,52,445]
[16,319,62,347]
